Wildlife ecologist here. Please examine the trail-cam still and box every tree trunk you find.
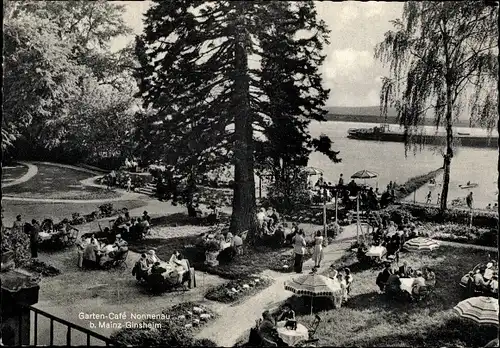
[440,87,454,212]
[230,15,257,237]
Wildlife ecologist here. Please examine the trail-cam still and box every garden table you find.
[221,242,232,250]
[365,246,387,258]
[276,321,309,347]
[39,232,54,241]
[399,277,415,294]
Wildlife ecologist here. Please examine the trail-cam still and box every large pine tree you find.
[136,0,335,236]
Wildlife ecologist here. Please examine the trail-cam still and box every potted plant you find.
[204,240,221,267]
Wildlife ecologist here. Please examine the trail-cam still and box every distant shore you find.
[325,114,473,128]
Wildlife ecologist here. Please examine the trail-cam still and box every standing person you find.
[110,170,117,187]
[315,173,324,187]
[30,220,41,258]
[466,191,474,209]
[12,215,24,233]
[338,173,344,187]
[312,230,324,269]
[293,229,306,273]
[126,176,132,192]
[426,190,432,204]
[436,193,441,205]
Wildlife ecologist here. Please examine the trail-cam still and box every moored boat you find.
[347,125,497,148]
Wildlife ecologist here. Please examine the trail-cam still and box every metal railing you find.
[21,305,115,346]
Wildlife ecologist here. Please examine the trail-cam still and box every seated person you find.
[133,253,150,282]
[474,268,490,292]
[489,273,498,295]
[484,262,494,280]
[142,211,151,224]
[113,234,128,255]
[273,224,286,246]
[423,267,436,287]
[123,212,131,224]
[83,241,100,269]
[275,304,295,323]
[146,250,160,265]
[376,263,392,292]
[151,261,167,275]
[398,262,411,278]
[258,311,283,346]
[169,251,182,266]
[386,272,402,295]
[412,271,427,296]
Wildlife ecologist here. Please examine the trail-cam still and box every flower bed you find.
[111,302,217,347]
[23,259,60,277]
[271,249,314,273]
[205,276,273,303]
[423,223,498,247]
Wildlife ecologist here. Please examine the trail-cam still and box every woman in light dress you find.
[312,230,324,269]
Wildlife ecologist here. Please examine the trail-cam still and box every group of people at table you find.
[10,214,80,258]
[254,304,309,347]
[376,262,436,300]
[468,262,498,297]
[79,233,128,269]
[132,250,191,287]
[358,220,421,264]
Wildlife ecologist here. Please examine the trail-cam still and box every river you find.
[307,121,498,209]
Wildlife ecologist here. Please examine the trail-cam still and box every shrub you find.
[204,240,221,253]
[476,229,498,247]
[205,276,272,303]
[266,168,311,214]
[1,227,30,267]
[98,203,114,217]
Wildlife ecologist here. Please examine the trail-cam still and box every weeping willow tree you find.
[376,1,498,211]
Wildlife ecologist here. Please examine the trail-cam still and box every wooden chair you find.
[308,315,321,337]
[296,338,320,347]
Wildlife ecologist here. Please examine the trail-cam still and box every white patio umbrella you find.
[284,272,343,314]
[453,296,499,326]
[403,237,440,251]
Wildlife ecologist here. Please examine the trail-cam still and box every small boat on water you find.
[457,132,470,136]
[459,183,479,189]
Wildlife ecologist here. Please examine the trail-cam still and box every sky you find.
[113,1,405,108]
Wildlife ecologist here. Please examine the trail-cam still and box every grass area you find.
[289,245,498,347]
[2,200,147,226]
[205,276,273,304]
[2,163,29,182]
[2,163,120,200]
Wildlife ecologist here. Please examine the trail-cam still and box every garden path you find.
[2,162,38,188]
[194,240,352,347]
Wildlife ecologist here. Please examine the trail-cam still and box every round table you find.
[399,277,415,294]
[276,321,309,347]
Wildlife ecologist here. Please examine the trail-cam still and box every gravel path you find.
[2,162,38,188]
[195,240,352,347]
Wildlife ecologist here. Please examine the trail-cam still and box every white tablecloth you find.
[277,322,309,347]
[400,278,415,294]
[221,242,231,250]
[366,246,387,258]
[39,232,54,241]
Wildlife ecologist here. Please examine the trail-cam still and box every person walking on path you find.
[466,191,474,209]
[29,219,41,258]
[110,170,117,187]
[338,173,344,187]
[312,230,324,269]
[126,176,132,192]
[426,190,432,204]
[293,229,306,273]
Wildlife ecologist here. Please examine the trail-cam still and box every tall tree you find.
[376,1,498,211]
[256,1,340,183]
[2,0,136,159]
[136,1,333,236]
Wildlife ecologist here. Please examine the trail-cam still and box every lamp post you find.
[335,188,339,223]
[356,192,360,244]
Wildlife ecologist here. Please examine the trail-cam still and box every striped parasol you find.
[284,273,342,297]
[403,237,440,251]
[284,273,343,314]
[350,170,378,179]
[453,296,499,326]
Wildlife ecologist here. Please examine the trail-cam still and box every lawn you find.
[2,163,29,183]
[2,200,147,226]
[288,246,498,347]
[2,163,120,200]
